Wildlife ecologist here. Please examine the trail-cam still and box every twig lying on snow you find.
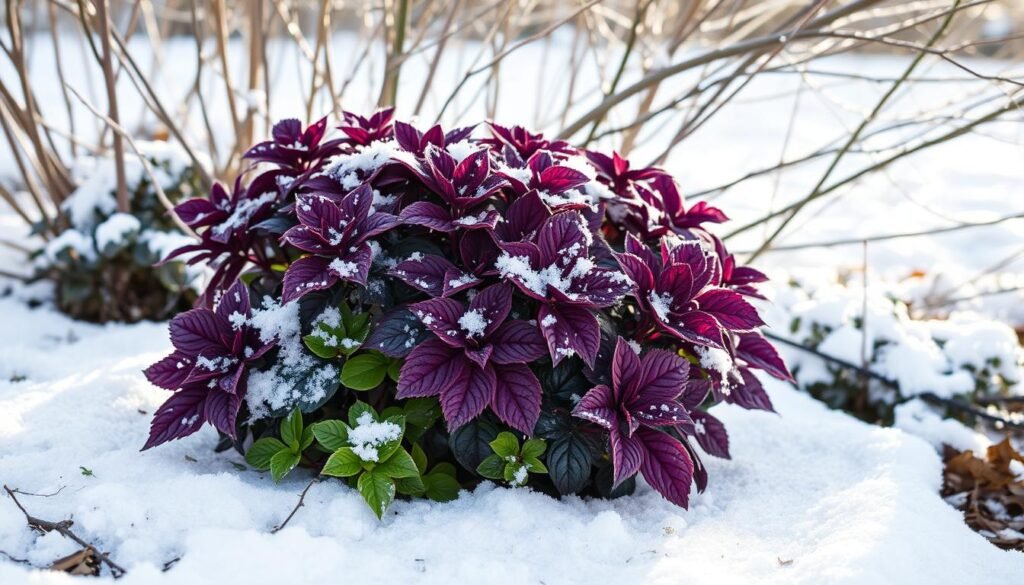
[2,485,127,577]
[272,478,319,534]
[763,332,1024,431]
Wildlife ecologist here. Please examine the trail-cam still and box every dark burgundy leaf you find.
[697,289,764,331]
[491,363,542,435]
[141,385,208,450]
[637,427,693,508]
[440,362,496,430]
[690,411,730,459]
[397,339,467,398]
[489,321,547,365]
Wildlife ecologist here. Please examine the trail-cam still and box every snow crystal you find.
[696,346,734,383]
[494,252,613,302]
[329,259,359,278]
[458,309,489,337]
[42,229,95,262]
[349,411,402,462]
[540,314,558,327]
[512,465,529,486]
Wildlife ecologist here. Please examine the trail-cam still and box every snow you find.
[1,297,1023,583]
[457,309,488,338]
[329,259,359,278]
[95,213,142,250]
[211,192,277,238]
[245,299,338,419]
[348,412,402,462]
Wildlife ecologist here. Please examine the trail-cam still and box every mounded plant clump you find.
[35,142,202,322]
[143,112,791,516]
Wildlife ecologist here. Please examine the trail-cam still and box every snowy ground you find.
[0,298,1022,584]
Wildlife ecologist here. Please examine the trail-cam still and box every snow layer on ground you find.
[1,299,1022,584]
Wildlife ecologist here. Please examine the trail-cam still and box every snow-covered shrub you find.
[769,278,1023,423]
[34,142,203,322]
[142,112,791,517]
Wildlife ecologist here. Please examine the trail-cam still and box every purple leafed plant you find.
[142,112,791,515]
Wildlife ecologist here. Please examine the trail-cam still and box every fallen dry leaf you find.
[942,439,1024,551]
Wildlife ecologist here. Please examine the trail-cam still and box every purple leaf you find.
[390,254,457,297]
[572,384,616,429]
[538,166,589,194]
[615,253,653,295]
[690,411,730,459]
[170,310,228,356]
[637,427,694,508]
[282,256,337,303]
[144,351,194,390]
[609,426,644,488]
[329,245,373,286]
[399,201,453,231]
[538,212,588,266]
[611,338,642,399]
[489,321,547,365]
[393,121,423,152]
[397,339,467,398]
[410,297,466,348]
[204,390,242,437]
[538,303,601,367]
[724,368,775,412]
[636,349,688,403]
[697,288,764,331]
[142,385,208,450]
[440,362,496,430]
[736,332,793,381]
[671,311,725,348]
[491,363,542,435]
[215,280,251,324]
[468,283,512,337]
[679,378,711,410]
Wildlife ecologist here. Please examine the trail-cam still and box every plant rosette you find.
[142,111,792,518]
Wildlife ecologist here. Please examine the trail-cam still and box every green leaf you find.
[395,474,426,497]
[490,432,520,459]
[303,332,339,359]
[311,420,350,452]
[373,415,406,463]
[424,472,461,502]
[411,442,428,474]
[300,426,315,451]
[523,457,547,474]
[280,408,304,452]
[377,448,420,479]
[321,448,362,478]
[431,462,457,478]
[347,401,376,428]
[386,358,402,383]
[341,353,390,391]
[245,437,288,470]
[521,438,546,460]
[547,434,594,495]
[358,469,396,519]
[270,450,301,482]
[403,398,440,429]
[476,454,505,480]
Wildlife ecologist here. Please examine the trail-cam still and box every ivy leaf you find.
[321,447,362,477]
[341,353,390,391]
[300,426,316,451]
[521,438,546,460]
[280,408,303,452]
[245,437,287,470]
[546,434,593,495]
[311,420,350,452]
[270,450,301,482]
[449,419,499,471]
[376,448,420,479]
[358,469,396,519]
[476,454,505,480]
[424,472,461,502]
[490,432,520,459]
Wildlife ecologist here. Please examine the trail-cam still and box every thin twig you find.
[271,477,318,534]
[3,485,127,577]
